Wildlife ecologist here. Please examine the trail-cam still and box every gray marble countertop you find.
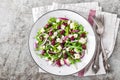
[0,0,120,80]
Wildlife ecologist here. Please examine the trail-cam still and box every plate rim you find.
[28,9,97,75]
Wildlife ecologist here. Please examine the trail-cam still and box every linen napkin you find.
[52,3,120,77]
[32,2,120,77]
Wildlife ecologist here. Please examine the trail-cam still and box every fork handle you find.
[101,38,110,72]
[92,34,101,73]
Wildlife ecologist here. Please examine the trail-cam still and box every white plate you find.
[29,9,96,75]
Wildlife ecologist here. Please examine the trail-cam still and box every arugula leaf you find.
[48,17,56,23]
[65,26,69,36]
[78,24,84,31]
[69,58,75,64]
[75,59,81,62]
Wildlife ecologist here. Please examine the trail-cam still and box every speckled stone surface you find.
[0,0,120,80]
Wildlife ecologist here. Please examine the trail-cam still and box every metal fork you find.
[92,16,101,73]
[92,15,110,72]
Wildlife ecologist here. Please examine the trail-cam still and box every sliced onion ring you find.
[59,17,69,20]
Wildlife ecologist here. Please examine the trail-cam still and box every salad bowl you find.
[29,9,96,75]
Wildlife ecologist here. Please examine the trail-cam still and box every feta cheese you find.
[74,34,78,38]
[65,58,70,65]
[61,25,65,30]
[56,19,60,22]
[67,20,71,24]
[40,28,45,33]
[70,22,74,29]
[61,35,64,39]
[74,54,80,59]
[51,35,55,38]
[79,38,86,44]
[57,45,62,50]
[60,59,65,65]
[54,32,57,36]
[56,38,62,43]
[68,34,72,38]
[56,38,59,42]
[66,47,69,51]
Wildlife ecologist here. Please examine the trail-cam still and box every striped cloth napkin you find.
[32,2,120,77]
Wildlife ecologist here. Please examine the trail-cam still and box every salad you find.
[34,17,88,67]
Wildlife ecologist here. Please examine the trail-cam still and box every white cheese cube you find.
[67,20,71,24]
[56,19,60,22]
[60,59,65,65]
[61,35,64,39]
[57,45,62,50]
[79,38,86,44]
[74,54,80,59]
[74,34,78,38]
[68,34,72,38]
[66,47,69,51]
[56,38,62,43]
[54,32,57,36]
[61,25,65,30]
[65,58,70,65]
[70,22,74,29]
[51,35,55,38]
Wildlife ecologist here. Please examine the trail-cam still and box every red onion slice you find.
[72,30,79,33]
[59,17,69,20]
[55,59,62,67]
[80,50,85,59]
[63,36,69,41]
[41,50,46,55]
[34,42,38,49]
[64,59,70,66]
[63,22,68,26]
